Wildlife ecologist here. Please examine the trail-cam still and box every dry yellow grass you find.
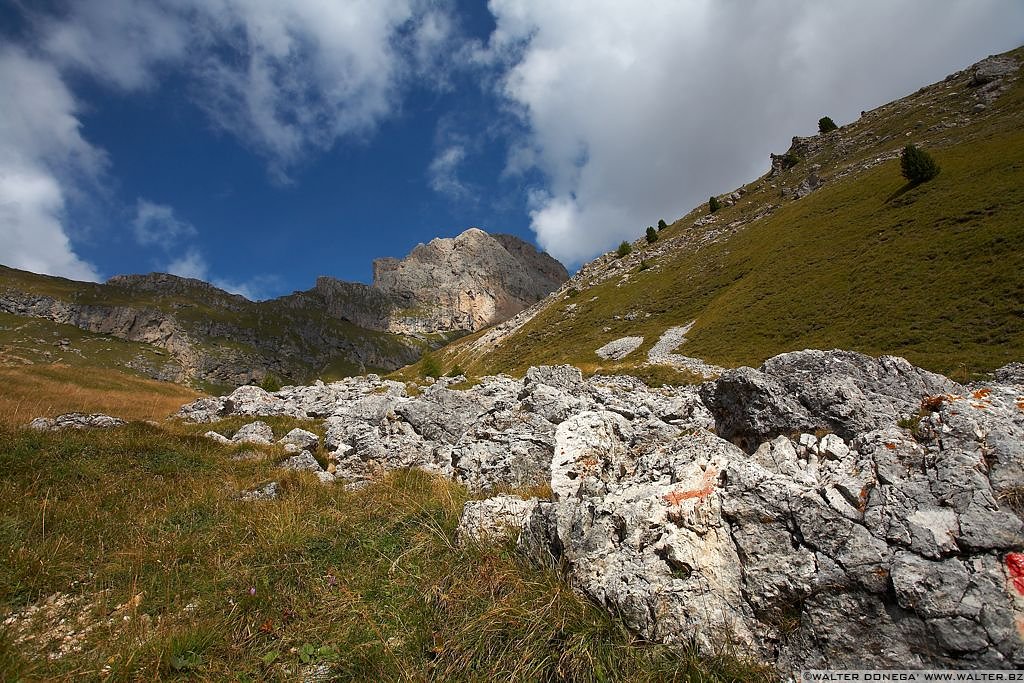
[0,364,201,427]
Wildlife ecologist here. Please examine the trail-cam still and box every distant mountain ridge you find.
[0,229,567,390]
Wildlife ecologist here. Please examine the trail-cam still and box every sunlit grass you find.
[0,423,771,681]
[421,50,1024,380]
[0,364,200,428]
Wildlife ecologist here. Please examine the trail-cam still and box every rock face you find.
[700,349,958,450]
[176,349,1024,673]
[292,228,568,335]
[0,272,420,388]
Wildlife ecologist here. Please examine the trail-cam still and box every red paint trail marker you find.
[1006,552,1024,595]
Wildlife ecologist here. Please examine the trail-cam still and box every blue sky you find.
[2,1,1022,300]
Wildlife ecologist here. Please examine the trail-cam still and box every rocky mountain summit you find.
[280,228,567,335]
[0,229,565,389]
[174,349,1024,673]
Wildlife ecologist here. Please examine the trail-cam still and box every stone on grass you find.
[204,431,231,445]
[28,413,126,431]
[231,421,275,445]
[279,428,319,450]
[595,336,644,361]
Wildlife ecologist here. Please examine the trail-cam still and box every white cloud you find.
[36,0,459,181]
[213,275,281,302]
[3,1,459,285]
[165,247,279,301]
[482,0,1024,266]
[428,145,470,199]
[132,199,197,249]
[166,248,209,281]
[41,0,190,91]
[0,47,102,281]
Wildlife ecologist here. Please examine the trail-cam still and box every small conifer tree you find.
[657,219,667,231]
[421,352,442,379]
[259,374,282,392]
[818,116,838,133]
[900,144,940,184]
[646,226,658,243]
[709,196,721,213]
[616,241,633,257]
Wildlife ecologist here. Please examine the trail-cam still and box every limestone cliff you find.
[282,228,568,335]
[371,228,568,334]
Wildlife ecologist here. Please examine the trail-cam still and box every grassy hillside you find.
[0,267,424,391]
[0,311,186,379]
[0,419,768,681]
[423,47,1024,382]
[0,365,200,428]
[0,371,766,679]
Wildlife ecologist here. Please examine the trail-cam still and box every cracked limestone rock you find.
[455,495,540,544]
[183,348,1023,672]
[231,421,275,445]
[279,428,319,450]
[28,413,126,431]
[455,350,1024,673]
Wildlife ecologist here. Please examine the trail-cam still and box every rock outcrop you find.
[283,228,568,335]
[0,275,420,388]
[27,413,127,431]
[178,349,1024,673]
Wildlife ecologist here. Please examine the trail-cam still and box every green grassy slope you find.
[0,312,184,379]
[0,422,769,681]
[427,47,1024,381]
[0,267,424,390]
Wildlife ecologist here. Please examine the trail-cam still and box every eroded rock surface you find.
[595,336,644,360]
[28,413,127,431]
[178,363,710,492]
[296,228,568,336]
[176,349,1024,673]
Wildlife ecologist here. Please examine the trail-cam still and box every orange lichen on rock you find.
[663,468,718,506]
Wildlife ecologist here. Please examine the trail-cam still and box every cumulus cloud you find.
[40,0,189,91]
[0,47,102,281]
[165,248,209,281]
[4,0,458,283]
[428,145,471,200]
[483,0,1024,265]
[165,247,278,301]
[132,199,197,249]
[36,0,458,182]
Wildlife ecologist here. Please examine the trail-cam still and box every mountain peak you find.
[356,227,569,334]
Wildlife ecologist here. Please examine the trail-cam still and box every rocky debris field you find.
[171,350,1024,672]
[9,349,998,673]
